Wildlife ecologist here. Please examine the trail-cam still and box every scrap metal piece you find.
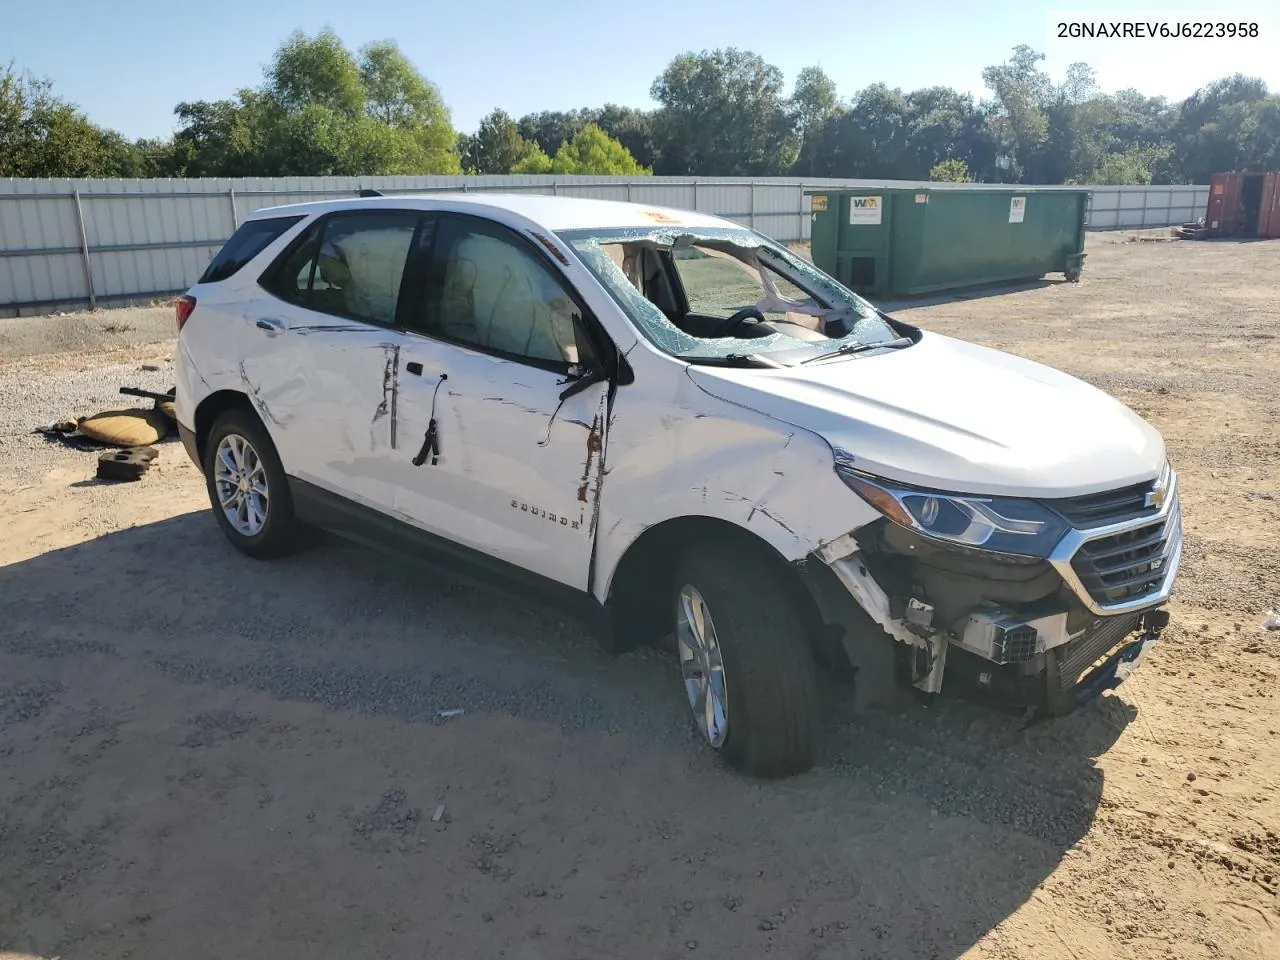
[913,633,949,695]
[96,446,159,482]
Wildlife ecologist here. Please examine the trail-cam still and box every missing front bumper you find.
[804,539,1169,715]
[944,608,1167,716]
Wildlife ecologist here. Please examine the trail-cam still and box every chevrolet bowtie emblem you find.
[1144,481,1168,510]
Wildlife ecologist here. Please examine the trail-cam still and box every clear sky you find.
[4,0,1277,139]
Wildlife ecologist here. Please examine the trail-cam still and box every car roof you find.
[248,192,740,233]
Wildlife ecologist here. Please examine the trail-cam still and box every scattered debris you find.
[120,386,177,423]
[438,708,465,718]
[34,385,177,451]
[36,419,102,451]
[79,408,169,446]
[431,804,446,823]
[1173,219,1210,241]
[96,446,159,482]
[1263,610,1280,632]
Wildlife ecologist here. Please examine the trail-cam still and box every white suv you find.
[174,194,1181,777]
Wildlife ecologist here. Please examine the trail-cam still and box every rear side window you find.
[200,216,305,283]
[260,211,421,326]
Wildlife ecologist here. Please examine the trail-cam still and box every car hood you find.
[685,331,1166,498]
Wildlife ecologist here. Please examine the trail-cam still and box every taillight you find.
[175,295,196,332]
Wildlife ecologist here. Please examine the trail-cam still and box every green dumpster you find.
[805,186,1089,298]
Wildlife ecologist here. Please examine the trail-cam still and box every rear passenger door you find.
[388,214,612,590]
[248,209,425,507]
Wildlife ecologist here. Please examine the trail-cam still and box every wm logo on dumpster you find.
[849,195,883,225]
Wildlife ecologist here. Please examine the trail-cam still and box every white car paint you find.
[175,193,1177,691]
[684,330,1166,499]
[387,332,612,591]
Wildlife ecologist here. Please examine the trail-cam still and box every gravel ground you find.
[1,233,1278,960]
[0,304,175,362]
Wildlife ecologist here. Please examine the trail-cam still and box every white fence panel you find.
[0,176,1210,314]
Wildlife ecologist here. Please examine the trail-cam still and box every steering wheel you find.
[711,307,767,338]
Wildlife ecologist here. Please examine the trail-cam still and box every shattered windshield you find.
[558,226,900,365]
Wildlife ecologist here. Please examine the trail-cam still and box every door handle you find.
[405,361,423,376]
[255,318,285,333]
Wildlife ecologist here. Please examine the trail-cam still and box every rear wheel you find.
[673,544,820,778]
[203,408,297,559]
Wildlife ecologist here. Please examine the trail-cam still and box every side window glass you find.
[262,212,418,325]
[263,222,322,306]
[426,221,595,369]
[202,215,304,283]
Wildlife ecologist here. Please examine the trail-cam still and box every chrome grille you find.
[1070,499,1181,607]
[1049,479,1158,527]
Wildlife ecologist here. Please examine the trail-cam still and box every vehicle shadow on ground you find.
[0,513,1132,960]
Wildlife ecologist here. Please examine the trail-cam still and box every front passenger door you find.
[390,215,613,591]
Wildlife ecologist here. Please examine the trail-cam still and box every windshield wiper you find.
[799,336,914,364]
[682,353,788,369]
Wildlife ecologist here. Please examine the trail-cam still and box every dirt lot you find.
[1,233,1278,960]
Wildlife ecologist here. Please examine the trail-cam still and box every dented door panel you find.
[385,334,609,591]
[236,296,399,508]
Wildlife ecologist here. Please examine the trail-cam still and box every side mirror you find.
[558,365,607,402]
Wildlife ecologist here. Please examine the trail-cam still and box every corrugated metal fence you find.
[0,176,1209,315]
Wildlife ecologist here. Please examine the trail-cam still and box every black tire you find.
[202,407,297,559]
[673,543,820,778]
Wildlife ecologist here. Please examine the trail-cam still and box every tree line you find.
[3,30,1278,184]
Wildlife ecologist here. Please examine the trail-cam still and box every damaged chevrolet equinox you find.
[175,194,1181,778]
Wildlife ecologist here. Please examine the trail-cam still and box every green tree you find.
[552,124,650,175]
[905,87,992,179]
[517,110,591,156]
[357,40,457,172]
[1239,96,1280,171]
[650,48,797,175]
[1072,143,1174,185]
[169,29,460,177]
[0,63,141,176]
[929,158,971,181]
[806,84,910,178]
[511,124,649,175]
[463,109,536,174]
[268,28,364,115]
[510,143,553,174]
[590,105,658,170]
[1171,75,1272,181]
[789,66,839,175]
[171,91,268,177]
[981,45,1052,180]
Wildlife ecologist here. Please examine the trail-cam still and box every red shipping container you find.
[1205,170,1280,237]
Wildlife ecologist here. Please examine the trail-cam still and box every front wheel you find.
[673,544,820,778]
[203,408,298,559]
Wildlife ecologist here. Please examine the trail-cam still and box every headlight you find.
[837,468,1070,558]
